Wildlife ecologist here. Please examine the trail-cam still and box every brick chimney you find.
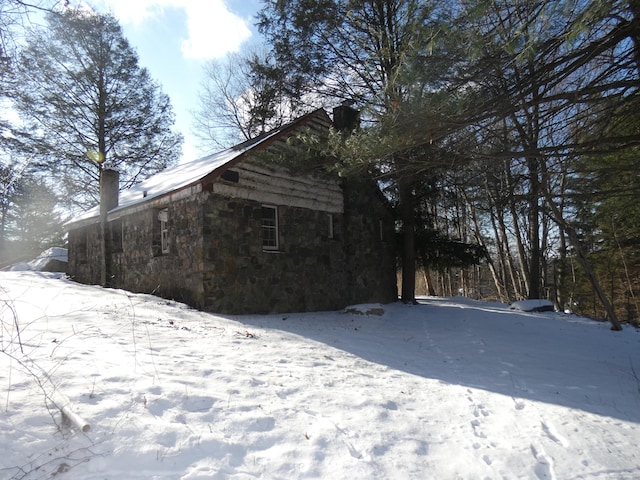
[332,102,360,132]
[100,168,119,212]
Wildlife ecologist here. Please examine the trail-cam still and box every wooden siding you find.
[212,160,343,214]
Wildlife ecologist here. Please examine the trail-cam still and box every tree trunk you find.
[399,178,416,304]
[505,165,531,297]
[464,187,508,301]
[497,207,524,299]
[565,224,621,330]
[478,234,507,300]
[544,191,622,330]
[556,224,568,310]
[527,156,541,299]
[421,262,436,296]
[0,203,6,255]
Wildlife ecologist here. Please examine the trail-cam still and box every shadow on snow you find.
[224,297,640,424]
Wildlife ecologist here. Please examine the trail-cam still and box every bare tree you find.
[194,48,304,150]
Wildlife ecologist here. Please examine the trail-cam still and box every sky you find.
[93,0,263,163]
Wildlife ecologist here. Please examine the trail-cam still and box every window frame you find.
[261,205,279,251]
[159,209,170,254]
[327,213,334,239]
[110,219,123,253]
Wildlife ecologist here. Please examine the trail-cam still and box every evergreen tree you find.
[568,96,640,324]
[0,160,20,256]
[10,178,64,255]
[257,0,454,303]
[0,163,63,262]
[1,1,58,147]
[13,7,183,210]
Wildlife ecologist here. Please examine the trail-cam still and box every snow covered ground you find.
[1,271,639,480]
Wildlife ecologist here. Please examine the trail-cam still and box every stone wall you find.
[201,194,348,313]
[67,173,397,314]
[199,175,396,314]
[112,195,205,306]
[342,177,398,305]
[68,194,206,308]
[67,224,101,285]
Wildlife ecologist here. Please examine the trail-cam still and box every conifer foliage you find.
[13,7,183,210]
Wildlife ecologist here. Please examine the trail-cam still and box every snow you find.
[68,147,248,224]
[509,299,555,312]
[1,272,639,479]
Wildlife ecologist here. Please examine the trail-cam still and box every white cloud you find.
[99,0,252,60]
[180,1,252,59]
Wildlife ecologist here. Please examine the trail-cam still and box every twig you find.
[4,350,12,412]
[1,295,24,354]
[126,294,159,379]
[235,330,257,339]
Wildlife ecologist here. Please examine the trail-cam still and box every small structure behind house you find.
[66,108,397,314]
[5,247,68,272]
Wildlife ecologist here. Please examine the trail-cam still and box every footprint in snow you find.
[541,421,568,447]
[471,419,487,438]
[467,390,490,439]
[473,404,490,418]
[512,397,526,410]
[530,444,556,480]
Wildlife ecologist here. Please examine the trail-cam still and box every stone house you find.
[66,107,397,314]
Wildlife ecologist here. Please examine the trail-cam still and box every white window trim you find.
[261,205,279,251]
[160,209,169,254]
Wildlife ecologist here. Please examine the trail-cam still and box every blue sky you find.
[93,0,263,162]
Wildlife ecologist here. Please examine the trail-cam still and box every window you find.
[110,219,123,253]
[327,213,334,239]
[159,209,169,254]
[161,222,169,254]
[76,231,88,264]
[220,169,239,183]
[261,205,278,250]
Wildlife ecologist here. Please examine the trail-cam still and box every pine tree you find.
[257,0,450,303]
[10,178,64,255]
[13,7,183,211]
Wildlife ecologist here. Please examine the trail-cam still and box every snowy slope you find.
[1,272,639,479]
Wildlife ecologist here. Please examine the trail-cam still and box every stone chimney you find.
[332,102,360,132]
[100,168,119,212]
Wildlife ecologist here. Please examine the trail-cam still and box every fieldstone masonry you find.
[201,196,348,313]
[68,176,396,314]
[67,109,397,314]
